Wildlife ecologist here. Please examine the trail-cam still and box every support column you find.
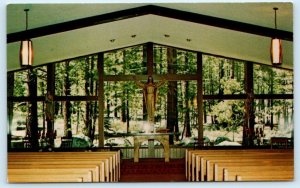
[98,52,105,147]
[7,72,14,150]
[46,64,55,147]
[197,52,204,146]
[146,42,154,76]
[28,68,39,150]
[244,62,255,147]
[167,47,178,144]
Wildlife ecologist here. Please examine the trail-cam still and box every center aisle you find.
[120,158,186,182]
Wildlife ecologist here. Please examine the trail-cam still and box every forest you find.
[8,44,293,149]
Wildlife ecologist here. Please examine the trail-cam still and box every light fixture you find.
[20,9,34,67]
[270,7,282,65]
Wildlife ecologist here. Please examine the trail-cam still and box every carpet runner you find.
[120,158,186,182]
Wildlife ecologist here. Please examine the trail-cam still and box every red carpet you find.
[120,158,186,182]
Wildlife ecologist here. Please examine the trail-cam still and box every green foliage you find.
[254,64,293,94]
[9,43,293,147]
[14,70,28,96]
[104,45,145,75]
[215,136,231,145]
[154,45,168,74]
[35,66,47,96]
[220,78,243,94]
[209,100,244,139]
[203,55,245,95]
[55,56,98,96]
[176,50,197,74]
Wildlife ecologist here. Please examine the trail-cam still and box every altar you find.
[133,133,170,162]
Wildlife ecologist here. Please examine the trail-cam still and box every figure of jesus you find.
[135,76,166,124]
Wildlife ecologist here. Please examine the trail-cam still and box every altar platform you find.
[133,133,171,162]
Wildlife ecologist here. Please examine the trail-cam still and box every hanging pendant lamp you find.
[20,9,34,67]
[270,7,282,65]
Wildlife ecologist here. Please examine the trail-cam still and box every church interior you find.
[6,2,294,182]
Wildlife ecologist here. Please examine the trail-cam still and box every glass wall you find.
[203,55,245,95]
[7,43,293,149]
[203,100,245,146]
[252,64,293,146]
[254,64,293,94]
[55,56,98,96]
[104,45,146,75]
[103,44,198,146]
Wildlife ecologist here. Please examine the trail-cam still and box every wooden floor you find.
[120,158,186,182]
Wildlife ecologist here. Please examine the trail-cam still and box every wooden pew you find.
[187,149,292,181]
[187,149,292,179]
[8,151,120,183]
[46,151,122,180]
[8,164,101,182]
[35,151,121,181]
[201,154,292,181]
[8,160,106,182]
[8,174,88,183]
[200,153,293,181]
[207,160,293,181]
[186,149,293,182]
[270,137,289,149]
[8,169,93,182]
[8,156,109,182]
[214,164,294,181]
[8,151,120,182]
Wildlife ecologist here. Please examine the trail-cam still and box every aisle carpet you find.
[120,158,186,182]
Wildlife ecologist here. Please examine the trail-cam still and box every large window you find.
[253,99,293,140]
[203,100,245,145]
[55,56,98,96]
[153,45,197,75]
[202,55,246,146]
[253,64,293,146]
[103,44,198,146]
[254,64,293,94]
[13,70,29,97]
[104,45,145,75]
[7,43,294,149]
[203,55,245,95]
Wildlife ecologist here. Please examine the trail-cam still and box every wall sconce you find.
[270,7,282,65]
[20,9,34,67]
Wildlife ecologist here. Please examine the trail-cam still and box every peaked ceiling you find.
[7,3,293,71]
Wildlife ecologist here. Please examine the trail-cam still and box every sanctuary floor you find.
[120,158,186,182]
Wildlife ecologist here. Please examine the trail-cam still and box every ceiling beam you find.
[7,5,293,43]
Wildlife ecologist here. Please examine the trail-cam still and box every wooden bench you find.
[197,151,292,181]
[199,152,293,181]
[8,155,109,181]
[270,137,289,149]
[214,163,294,181]
[186,149,292,180]
[9,151,120,182]
[207,159,293,181]
[186,149,293,182]
[8,174,89,183]
[8,151,120,183]
[8,164,101,182]
[186,149,264,180]
[8,169,94,183]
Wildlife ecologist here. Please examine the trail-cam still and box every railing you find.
[119,146,188,159]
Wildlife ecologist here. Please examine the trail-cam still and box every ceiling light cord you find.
[274,7,278,30]
[24,9,29,31]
